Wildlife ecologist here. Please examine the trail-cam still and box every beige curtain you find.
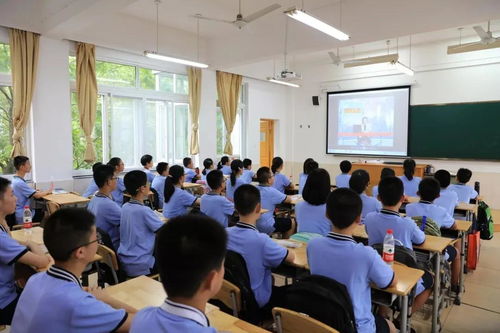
[188,67,202,155]
[216,71,242,155]
[9,29,39,157]
[76,43,98,163]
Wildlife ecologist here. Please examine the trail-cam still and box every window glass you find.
[0,86,14,174]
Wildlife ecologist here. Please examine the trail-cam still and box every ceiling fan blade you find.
[191,14,233,24]
[243,3,281,23]
[328,51,341,64]
[473,25,491,40]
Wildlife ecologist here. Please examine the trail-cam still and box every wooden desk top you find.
[43,193,90,205]
[183,182,204,189]
[105,276,269,333]
[455,220,472,232]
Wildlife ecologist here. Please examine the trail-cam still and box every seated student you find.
[163,165,200,219]
[131,215,226,333]
[364,177,432,316]
[82,162,103,197]
[11,208,135,332]
[225,159,246,201]
[217,156,231,176]
[335,160,352,188]
[271,157,293,193]
[118,171,164,277]
[201,158,214,182]
[183,157,199,183]
[241,158,255,184]
[307,188,397,333]
[0,177,51,326]
[151,162,169,209]
[434,170,459,216]
[295,168,331,236]
[298,158,318,195]
[87,165,122,251]
[372,167,395,199]
[399,158,421,197]
[108,157,126,206]
[349,169,382,220]
[227,185,295,310]
[255,167,295,237]
[449,168,478,204]
[140,154,156,183]
[200,170,235,227]
[11,156,52,224]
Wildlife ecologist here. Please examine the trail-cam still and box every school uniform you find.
[225,177,246,201]
[434,187,459,216]
[399,175,422,197]
[11,176,36,224]
[221,165,231,176]
[163,187,197,219]
[295,201,330,236]
[151,175,166,209]
[200,193,234,227]
[118,199,164,277]
[184,167,197,183]
[449,183,478,204]
[82,179,98,197]
[131,299,216,333]
[201,169,213,182]
[335,173,351,188]
[372,185,379,199]
[272,172,291,193]
[241,169,255,184]
[298,173,308,195]
[11,266,127,333]
[87,193,122,250]
[405,201,455,229]
[308,232,394,333]
[226,222,288,308]
[256,185,287,234]
[142,167,156,183]
[360,193,382,220]
[111,177,125,206]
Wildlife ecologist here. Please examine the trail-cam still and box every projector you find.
[278,70,302,81]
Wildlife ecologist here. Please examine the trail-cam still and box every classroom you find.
[1,0,500,332]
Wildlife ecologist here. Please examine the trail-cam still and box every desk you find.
[183,182,204,189]
[43,193,90,206]
[104,276,269,333]
[454,220,472,306]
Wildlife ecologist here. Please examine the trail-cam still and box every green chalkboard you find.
[409,101,500,160]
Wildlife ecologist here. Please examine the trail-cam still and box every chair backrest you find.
[213,279,242,317]
[273,307,340,333]
[371,244,418,269]
[149,188,160,211]
[96,227,116,253]
[96,244,119,284]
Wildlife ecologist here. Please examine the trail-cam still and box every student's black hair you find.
[164,165,184,203]
[206,170,224,190]
[140,154,153,166]
[217,156,229,170]
[256,167,272,184]
[155,215,227,298]
[183,157,192,168]
[91,162,103,173]
[303,168,331,205]
[339,160,352,174]
[43,208,95,262]
[13,156,29,170]
[403,158,416,181]
[378,176,404,206]
[243,158,252,169]
[302,158,314,174]
[93,165,115,188]
[234,184,261,216]
[107,157,123,171]
[418,177,441,202]
[202,158,214,175]
[156,162,169,175]
[457,168,472,184]
[326,188,362,229]
[271,157,284,174]
[124,170,147,196]
[349,169,370,194]
[380,167,396,180]
[0,176,11,199]
[434,169,451,188]
[230,159,243,186]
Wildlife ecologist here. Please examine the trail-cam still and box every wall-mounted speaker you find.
[312,96,319,106]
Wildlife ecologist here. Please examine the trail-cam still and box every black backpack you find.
[281,274,357,333]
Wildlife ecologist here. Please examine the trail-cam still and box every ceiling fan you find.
[192,0,281,30]
[328,50,342,66]
[448,20,500,54]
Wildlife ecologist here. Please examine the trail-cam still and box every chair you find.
[212,279,242,317]
[273,307,340,333]
[96,244,120,285]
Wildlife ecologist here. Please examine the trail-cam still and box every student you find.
[241,158,255,184]
[140,154,156,183]
[364,177,432,316]
[449,168,478,204]
[118,171,164,277]
[372,167,395,199]
[87,165,122,251]
[227,184,295,310]
[151,162,169,209]
[201,158,214,181]
[108,157,126,206]
[349,169,382,220]
[11,156,52,224]
[217,156,231,176]
[225,159,246,201]
[11,208,135,332]
[307,188,397,333]
[295,168,331,236]
[255,167,295,237]
[298,158,318,195]
[131,215,227,332]
[335,160,352,188]
[0,177,51,326]
[183,157,199,183]
[271,157,293,193]
[200,170,235,228]
[399,158,421,197]
[82,162,103,197]
[434,169,459,216]
[163,165,200,219]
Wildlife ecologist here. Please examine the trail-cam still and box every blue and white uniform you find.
[360,193,382,221]
[256,185,287,234]
[87,193,122,250]
[435,187,459,216]
[200,193,234,228]
[184,167,197,183]
[449,183,478,204]
[11,176,35,224]
[225,177,246,201]
[298,173,308,195]
[82,180,98,197]
[406,200,455,229]
[372,185,379,199]
[241,169,255,184]
[335,174,351,188]
[221,165,231,176]
[295,201,330,236]
[272,172,291,194]
[163,187,197,219]
[399,175,422,197]
[143,167,156,183]
[151,175,166,209]
[111,177,125,206]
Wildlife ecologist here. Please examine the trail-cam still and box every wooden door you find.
[260,119,274,167]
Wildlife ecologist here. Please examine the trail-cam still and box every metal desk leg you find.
[456,232,465,305]
[432,252,441,333]
[400,295,409,333]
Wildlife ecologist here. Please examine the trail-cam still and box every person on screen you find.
[361,116,371,133]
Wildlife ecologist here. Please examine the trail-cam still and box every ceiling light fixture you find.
[266,78,300,87]
[284,7,349,41]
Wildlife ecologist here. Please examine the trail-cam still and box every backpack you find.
[477,201,494,240]
[281,274,357,333]
[411,216,442,237]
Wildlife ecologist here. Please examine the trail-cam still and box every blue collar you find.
[47,266,82,287]
[327,231,356,243]
[161,299,209,327]
[380,209,400,217]
[95,192,112,200]
[13,175,26,183]
[0,224,7,233]
[419,200,432,204]
[128,199,144,206]
[235,222,257,231]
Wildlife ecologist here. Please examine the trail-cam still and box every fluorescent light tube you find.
[144,51,209,68]
[393,61,414,76]
[267,78,300,87]
[285,8,349,41]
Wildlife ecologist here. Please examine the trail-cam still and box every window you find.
[216,84,247,157]
[0,43,13,174]
[0,43,10,73]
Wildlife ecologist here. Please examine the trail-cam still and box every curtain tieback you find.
[192,123,199,131]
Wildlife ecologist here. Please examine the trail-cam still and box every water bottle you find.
[383,229,395,266]
[23,206,33,238]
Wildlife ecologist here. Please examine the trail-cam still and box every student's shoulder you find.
[364,211,380,222]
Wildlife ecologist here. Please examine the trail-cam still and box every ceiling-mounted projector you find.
[278,69,302,81]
